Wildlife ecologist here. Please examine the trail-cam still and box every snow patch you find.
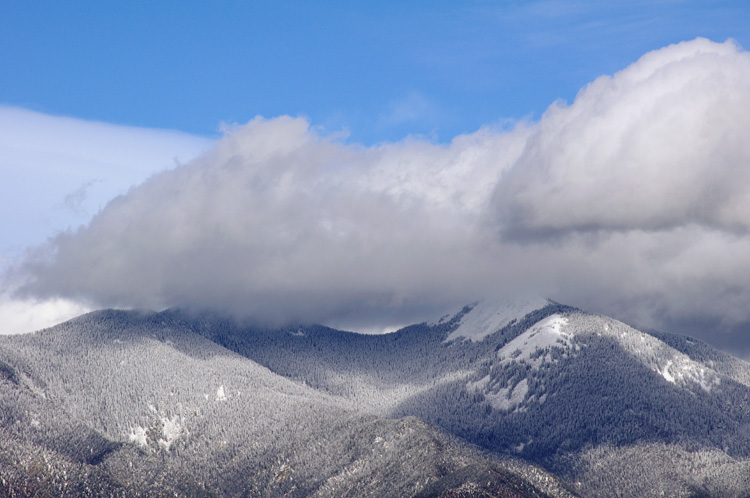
[128,408,187,452]
[661,360,676,383]
[497,314,571,368]
[658,358,721,392]
[444,296,549,343]
[216,385,227,401]
[128,426,148,449]
[485,379,529,411]
[158,414,185,451]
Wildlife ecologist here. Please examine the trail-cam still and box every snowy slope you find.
[5,301,750,498]
[497,314,572,368]
[443,296,550,343]
[0,309,573,498]
[564,313,723,393]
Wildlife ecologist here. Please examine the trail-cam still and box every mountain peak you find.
[442,296,551,343]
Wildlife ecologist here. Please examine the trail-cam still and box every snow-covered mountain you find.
[441,296,551,343]
[2,300,750,497]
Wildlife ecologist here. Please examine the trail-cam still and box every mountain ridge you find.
[2,299,750,497]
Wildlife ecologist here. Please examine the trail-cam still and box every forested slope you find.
[4,299,750,497]
[0,308,573,498]
[169,302,750,496]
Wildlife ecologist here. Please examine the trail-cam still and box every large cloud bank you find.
[14,39,750,348]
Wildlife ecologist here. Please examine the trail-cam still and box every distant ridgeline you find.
[2,298,750,497]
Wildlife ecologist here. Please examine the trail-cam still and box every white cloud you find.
[14,115,535,328]
[493,38,750,238]
[0,292,90,335]
[8,39,750,353]
[0,106,213,257]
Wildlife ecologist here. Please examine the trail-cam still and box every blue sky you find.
[3,1,750,353]
[3,1,748,143]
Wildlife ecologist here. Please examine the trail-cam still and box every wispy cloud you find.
[60,179,100,217]
[377,92,439,131]
[0,106,213,256]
